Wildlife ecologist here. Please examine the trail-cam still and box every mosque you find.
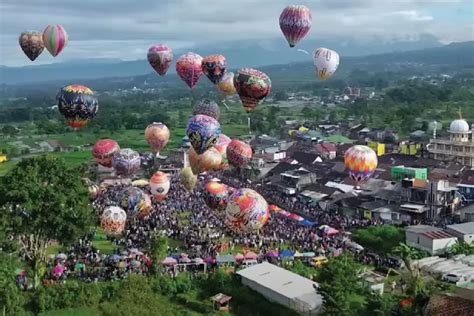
[428,114,474,167]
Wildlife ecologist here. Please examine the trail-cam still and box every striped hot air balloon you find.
[42,25,68,57]
[344,145,378,186]
[279,5,312,48]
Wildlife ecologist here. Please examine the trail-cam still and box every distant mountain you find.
[1,40,472,86]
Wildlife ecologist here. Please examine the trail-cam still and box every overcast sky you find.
[1,0,472,66]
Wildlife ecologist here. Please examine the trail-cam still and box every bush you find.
[353,225,405,254]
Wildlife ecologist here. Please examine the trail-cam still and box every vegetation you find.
[353,226,405,254]
[0,156,94,289]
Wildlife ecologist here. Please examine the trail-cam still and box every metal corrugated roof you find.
[422,231,455,240]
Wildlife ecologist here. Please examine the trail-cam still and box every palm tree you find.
[392,243,421,278]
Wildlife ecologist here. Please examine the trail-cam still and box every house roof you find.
[421,231,455,240]
[291,151,321,165]
[424,294,474,316]
[315,143,337,153]
[405,225,443,234]
[446,222,474,235]
[459,169,474,186]
[268,162,301,176]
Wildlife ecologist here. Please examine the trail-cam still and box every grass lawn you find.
[46,244,65,256]
[0,160,16,176]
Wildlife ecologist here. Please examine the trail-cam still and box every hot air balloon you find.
[150,171,170,201]
[147,44,173,76]
[92,139,120,168]
[344,145,378,187]
[120,187,152,218]
[112,148,141,176]
[225,188,269,233]
[215,134,231,169]
[188,147,222,174]
[145,122,170,156]
[186,115,221,155]
[202,55,227,84]
[57,85,99,129]
[101,206,127,235]
[216,72,237,96]
[234,68,272,113]
[193,99,220,121]
[279,5,312,48]
[42,25,68,57]
[176,52,203,89]
[19,31,44,61]
[180,167,197,192]
[313,48,340,80]
[227,140,252,168]
[203,181,229,210]
[88,183,100,201]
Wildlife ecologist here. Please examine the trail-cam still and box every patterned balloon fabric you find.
[100,206,127,235]
[19,31,44,61]
[344,145,378,185]
[112,148,141,176]
[279,5,312,47]
[186,115,221,155]
[42,24,68,57]
[226,139,252,168]
[201,55,228,84]
[145,122,170,153]
[150,171,170,201]
[193,99,220,121]
[203,181,229,210]
[216,72,237,96]
[57,84,98,129]
[92,139,120,168]
[188,147,222,174]
[179,167,198,192]
[225,188,270,233]
[313,48,340,80]
[176,52,203,89]
[120,187,152,219]
[233,68,272,113]
[147,44,173,76]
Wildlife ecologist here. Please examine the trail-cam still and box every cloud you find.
[0,0,472,66]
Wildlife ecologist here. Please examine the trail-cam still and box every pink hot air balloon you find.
[145,122,170,156]
[279,5,312,48]
[226,139,252,168]
[92,139,120,168]
[176,52,203,89]
[42,24,68,57]
[147,44,173,76]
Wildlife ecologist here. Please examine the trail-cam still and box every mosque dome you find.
[449,119,470,133]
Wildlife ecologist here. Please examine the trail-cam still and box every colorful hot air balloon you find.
[101,206,127,235]
[147,44,173,76]
[179,167,197,192]
[19,31,44,61]
[313,48,340,80]
[120,187,152,219]
[188,147,222,174]
[234,68,272,113]
[176,52,203,89]
[88,183,100,201]
[225,188,269,233]
[215,134,231,169]
[201,55,227,84]
[227,140,252,168]
[344,145,378,186]
[42,24,68,57]
[112,148,141,176]
[57,85,98,129]
[203,181,229,210]
[193,99,220,121]
[150,171,170,201]
[279,5,312,48]
[92,139,120,168]
[216,72,237,96]
[145,122,170,156]
[186,115,221,155]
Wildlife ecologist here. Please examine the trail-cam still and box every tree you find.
[0,156,94,289]
[147,233,169,275]
[353,226,405,254]
[449,240,474,256]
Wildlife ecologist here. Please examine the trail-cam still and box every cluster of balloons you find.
[19,25,68,61]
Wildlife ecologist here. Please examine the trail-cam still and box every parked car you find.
[442,273,465,283]
[311,256,328,268]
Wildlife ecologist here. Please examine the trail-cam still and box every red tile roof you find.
[421,231,455,240]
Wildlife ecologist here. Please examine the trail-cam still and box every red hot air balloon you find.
[226,139,252,168]
[202,55,227,84]
[203,181,229,210]
[176,52,203,89]
[147,44,173,76]
[92,139,120,168]
[145,122,170,156]
[233,68,272,113]
[279,5,312,48]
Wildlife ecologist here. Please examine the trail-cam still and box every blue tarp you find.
[280,250,295,258]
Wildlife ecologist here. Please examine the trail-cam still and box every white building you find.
[406,225,458,255]
[237,262,323,315]
[446,223,474,244]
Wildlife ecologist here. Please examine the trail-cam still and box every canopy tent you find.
[244,252,258,260]
[303,252,316,258]
[216,255,236,264]
[280,250,295,259]
[320,225,339,236]
[266,251,279,258]
[162,257,178,265]
[234,253,244,261]
[294,251,304,258]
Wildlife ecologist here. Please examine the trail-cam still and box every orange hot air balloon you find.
[203,181,229,210]
[226,139,252,168]
[150,171,170,201]
[145,122,170,156]
[188,147,222,175]
[344,145,378,187]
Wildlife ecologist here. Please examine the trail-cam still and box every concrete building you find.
[405,225,458,255]
[237,262,323,315]
[428,116,474,167]
[446,223,474,244]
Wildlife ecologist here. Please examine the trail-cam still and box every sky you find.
[1,0,473,66]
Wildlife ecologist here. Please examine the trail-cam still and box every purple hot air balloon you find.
[186,115,221,155]
[176,52,203,89]
[147,44,173,76]
[279,5,312,48]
